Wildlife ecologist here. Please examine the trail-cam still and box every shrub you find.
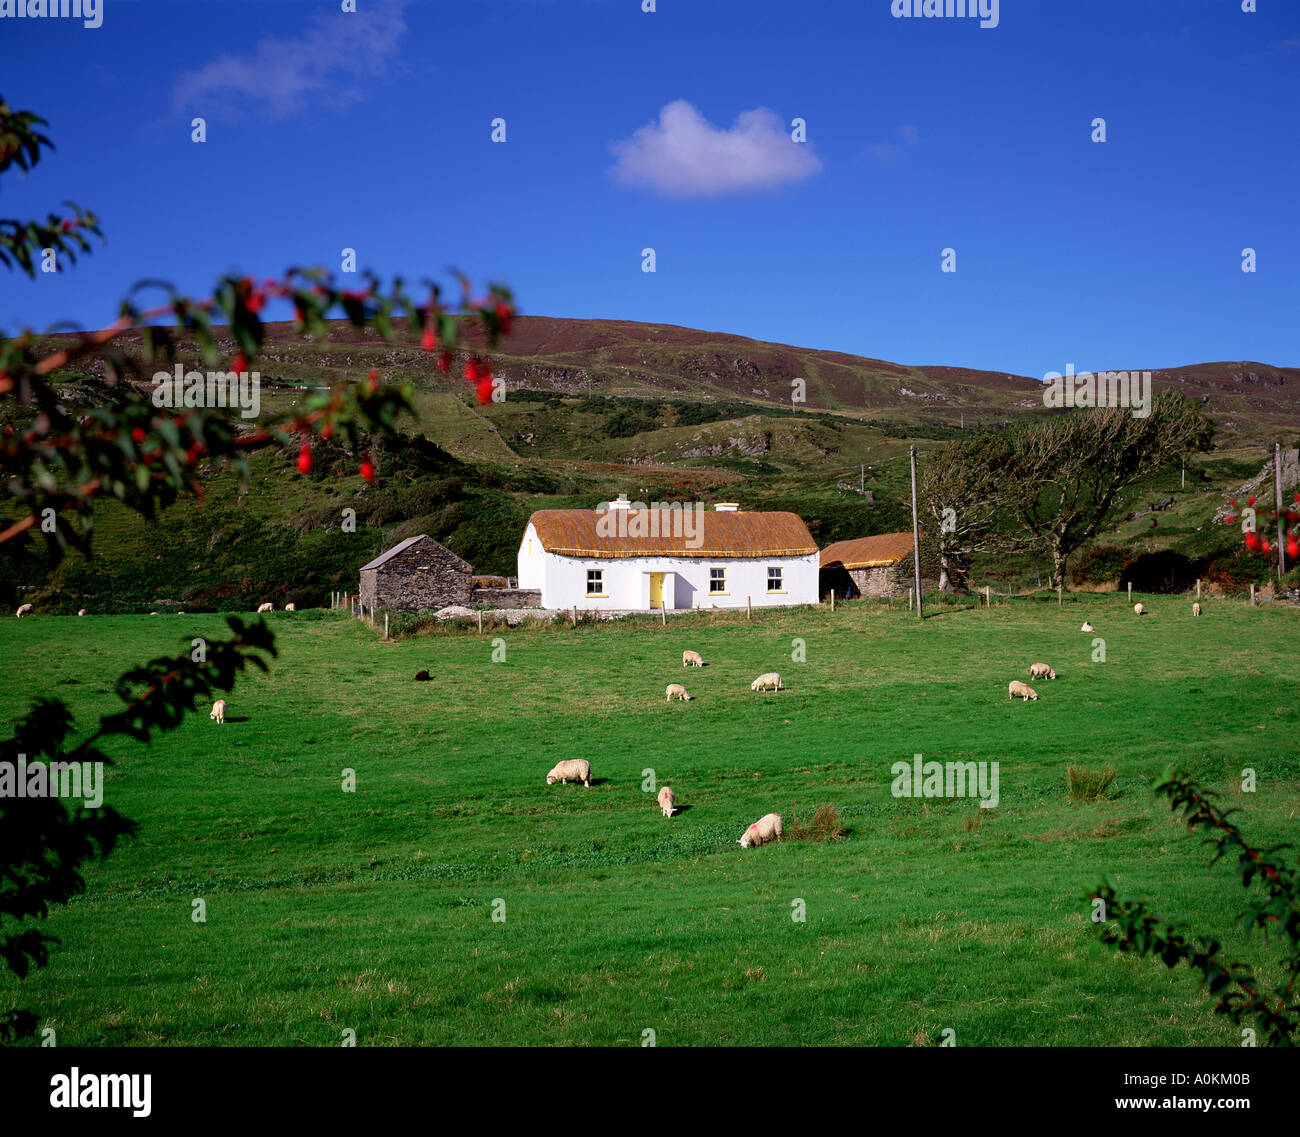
[1067,763,1118,802]
[787,803,846,842]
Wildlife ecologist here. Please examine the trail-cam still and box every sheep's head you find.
[546,773,558,785]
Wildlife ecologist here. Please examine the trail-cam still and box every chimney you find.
[714,502,739,512]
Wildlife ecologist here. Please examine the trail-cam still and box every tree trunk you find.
[1051,538,1069,590]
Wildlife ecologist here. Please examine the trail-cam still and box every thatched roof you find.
[527,509,817,559]
[819,532,914,570]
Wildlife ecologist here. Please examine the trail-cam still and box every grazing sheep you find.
[414,670,432,682]
[1008,680,1039,702]
[666,683,694,702]
[1080,621,1093,632]
[546,759,591,786]
[257,602,273,613]
[149,611,158,616]
[681,650,704,667]
[738,812,783,848]
[284,603,296,612]
[1192,602,1202,617]
[1133,603,1145,616]
[657,785,676,817]
[210,699,226,724]
[15,604,32,618]
[77,609,87,616]
[750,672,782,692]
[1028,662,1057,680]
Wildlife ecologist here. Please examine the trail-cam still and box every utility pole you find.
[1276,442,1286,580]
[910,445,923,619]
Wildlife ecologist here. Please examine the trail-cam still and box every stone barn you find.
[819,533,938,600]
[358,535,473,612]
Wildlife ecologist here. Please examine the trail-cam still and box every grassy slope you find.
[1,596,1296,1045]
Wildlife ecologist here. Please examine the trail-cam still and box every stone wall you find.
[820,551,940,600]
[470,587,542,609]
[360,537,473,612]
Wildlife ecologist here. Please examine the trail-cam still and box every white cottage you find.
[517,498,819,611]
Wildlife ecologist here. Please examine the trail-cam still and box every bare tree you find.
[1006,395,1213,587]
[920,432,1013,592]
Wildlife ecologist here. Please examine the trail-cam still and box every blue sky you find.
[2,0,1297,378]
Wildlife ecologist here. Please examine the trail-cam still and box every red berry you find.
[1288,536,1299,559]
[231,352,248,374]
[1261,538,1272,554]
[322,422,333,441]
[1245,532,1262,551]
[475,367,495,405]
[1248,495,1256,507]
[247,291,265,314]
[367,369,379,392]
[297,441,312,474]
[131,427,146,443]
[495,300,513,335]
[438,350,452,373]
[422,325,436,353]
[464,358,480,384]
[360,458,375,483]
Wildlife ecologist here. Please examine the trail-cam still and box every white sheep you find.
[77,609,87,616]
[285,603,296,612]
[681,650,704,667]
[15,604,32,618]
[1192,602,1202,617]
[1028,662,1056,680]
[210,699,226,725]
[257,602,273,613]
[750,672,782,692]
[1080,621,1093,632]
[1133,603,1144,616]
[666,683,694,702]
[1008,680,1039,701]
[546,759,591,786]
[738,813,783,848]
[657,785,676,817]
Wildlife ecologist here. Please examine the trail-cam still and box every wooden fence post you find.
[1058,585,1062,606]
[1250,584,1256,606]
[747,596,752,621]
[384,613,389,640]
[1127,582,1132,604]
[908,587,913,611]
[1196,578,1201,600]
[571,605,577,628]
[477,610,483,634]
[661,606,666,626]
[830,591,835,613]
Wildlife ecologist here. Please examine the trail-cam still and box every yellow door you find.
[649,573,663,609]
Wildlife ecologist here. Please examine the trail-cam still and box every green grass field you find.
[2,595,1297,1046]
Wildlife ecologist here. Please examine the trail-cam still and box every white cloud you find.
[173,3,406,120]
[609,100,822,199]
[872,124,920,165]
